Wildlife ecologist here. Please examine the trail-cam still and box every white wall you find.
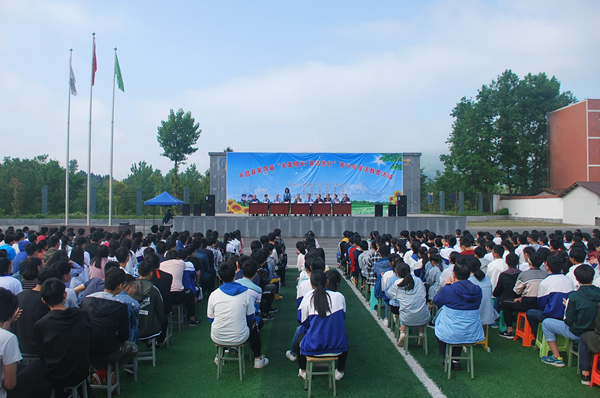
[498,197,564,220]
[562,186,600,225]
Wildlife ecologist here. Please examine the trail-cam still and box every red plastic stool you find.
[514,312,535,347]
[590,353,600,387]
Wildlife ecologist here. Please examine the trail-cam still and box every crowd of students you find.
[0,224,235,397]
[338,227,600,385]
[2,223,599,395]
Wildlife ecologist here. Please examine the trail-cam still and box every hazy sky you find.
[1,0,599,180]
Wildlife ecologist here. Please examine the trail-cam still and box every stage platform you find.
[173,214,466,238]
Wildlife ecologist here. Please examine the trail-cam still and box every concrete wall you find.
[563,186,600,225]
[209,152,422,215]
[174,215,465,238]
[497,197,564,221]
[402,153,421,214]
[209,152,228,214]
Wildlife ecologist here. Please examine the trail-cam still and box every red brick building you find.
[548,99,600,188]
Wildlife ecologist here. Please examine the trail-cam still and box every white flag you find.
[70,65,77,96]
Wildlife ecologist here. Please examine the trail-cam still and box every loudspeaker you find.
[193,204,202,216]
[388,204,397,217]
[182,204,190,216]
[205,195,216,216]
[398,195,407,216]
[374,204,383,217]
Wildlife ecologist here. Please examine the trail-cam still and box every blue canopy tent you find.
[144,191,185,225]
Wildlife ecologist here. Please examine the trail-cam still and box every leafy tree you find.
[442,70,576,195]
[156,108,202,197]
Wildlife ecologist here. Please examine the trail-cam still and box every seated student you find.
[0,258,22,295]
[80,267,138,383]
[235,259,263,330]
[263,194,271,204]
[207,262,269,369]
[492,253,521,311]
[116,274,140,343]
[251,249,277,319]
[74,261,120,301]
[566,248,596,290]
[540,264,600,373]
[518,246,536,271]
[12,240,30,276]
[373,245,392,301]
[35,278,92,398]
[333,194,340,204]
[358,241,371,278]
[498,252,547,338]
[434,262,485,370]
[0,287,52,398]
[466,257,499,326]
[19,257,41,291]
[51,261,78,308]
[526,255,575,335]
[11,267,61,356]
[297,270,348,381]
[16,243,39,276]
[485,245,507,291]
[160,250,199,325]
[287,257,326,361]
[387,262,430,347]
[133,260,166,346]
[425,253,444,301]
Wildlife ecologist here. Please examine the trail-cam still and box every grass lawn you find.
[112,268,598,398]
[116,272,433,397]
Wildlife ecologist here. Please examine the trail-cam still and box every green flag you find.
[115,54,124,92]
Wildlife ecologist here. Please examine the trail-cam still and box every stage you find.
[173,214,466,238]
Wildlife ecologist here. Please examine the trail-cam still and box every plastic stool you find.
[568,339,580,373]
[476,325,491,352]
[590,353,600,387]
[305,355,338,397]
[402,326,428,355]
[534,324,570,358]
[171,304,185,333]
[445,344,475,380]
[51,379,88,398]
[90,361,120,398]
[514,312,535,347]
[216,344,245,381]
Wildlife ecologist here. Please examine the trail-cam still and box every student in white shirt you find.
[486,245,508,291]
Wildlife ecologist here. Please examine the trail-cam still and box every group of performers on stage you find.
[242,188,351,205]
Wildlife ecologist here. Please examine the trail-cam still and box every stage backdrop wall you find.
[209,152,421,214]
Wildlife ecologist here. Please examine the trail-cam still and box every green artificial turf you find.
[115,273,433,397]
[111,269,599,398]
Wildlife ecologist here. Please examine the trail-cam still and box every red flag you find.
[92,39,97,86]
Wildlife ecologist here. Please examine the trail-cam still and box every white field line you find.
[341,274,447,398]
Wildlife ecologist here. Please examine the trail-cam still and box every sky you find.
[1,0,599,181]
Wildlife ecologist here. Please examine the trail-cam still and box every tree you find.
[156,108,201,197]
[442,70,576,195]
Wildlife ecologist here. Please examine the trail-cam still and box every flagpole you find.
[66,49,73,226]
[86,32,95,226]
[109,48,117,226]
